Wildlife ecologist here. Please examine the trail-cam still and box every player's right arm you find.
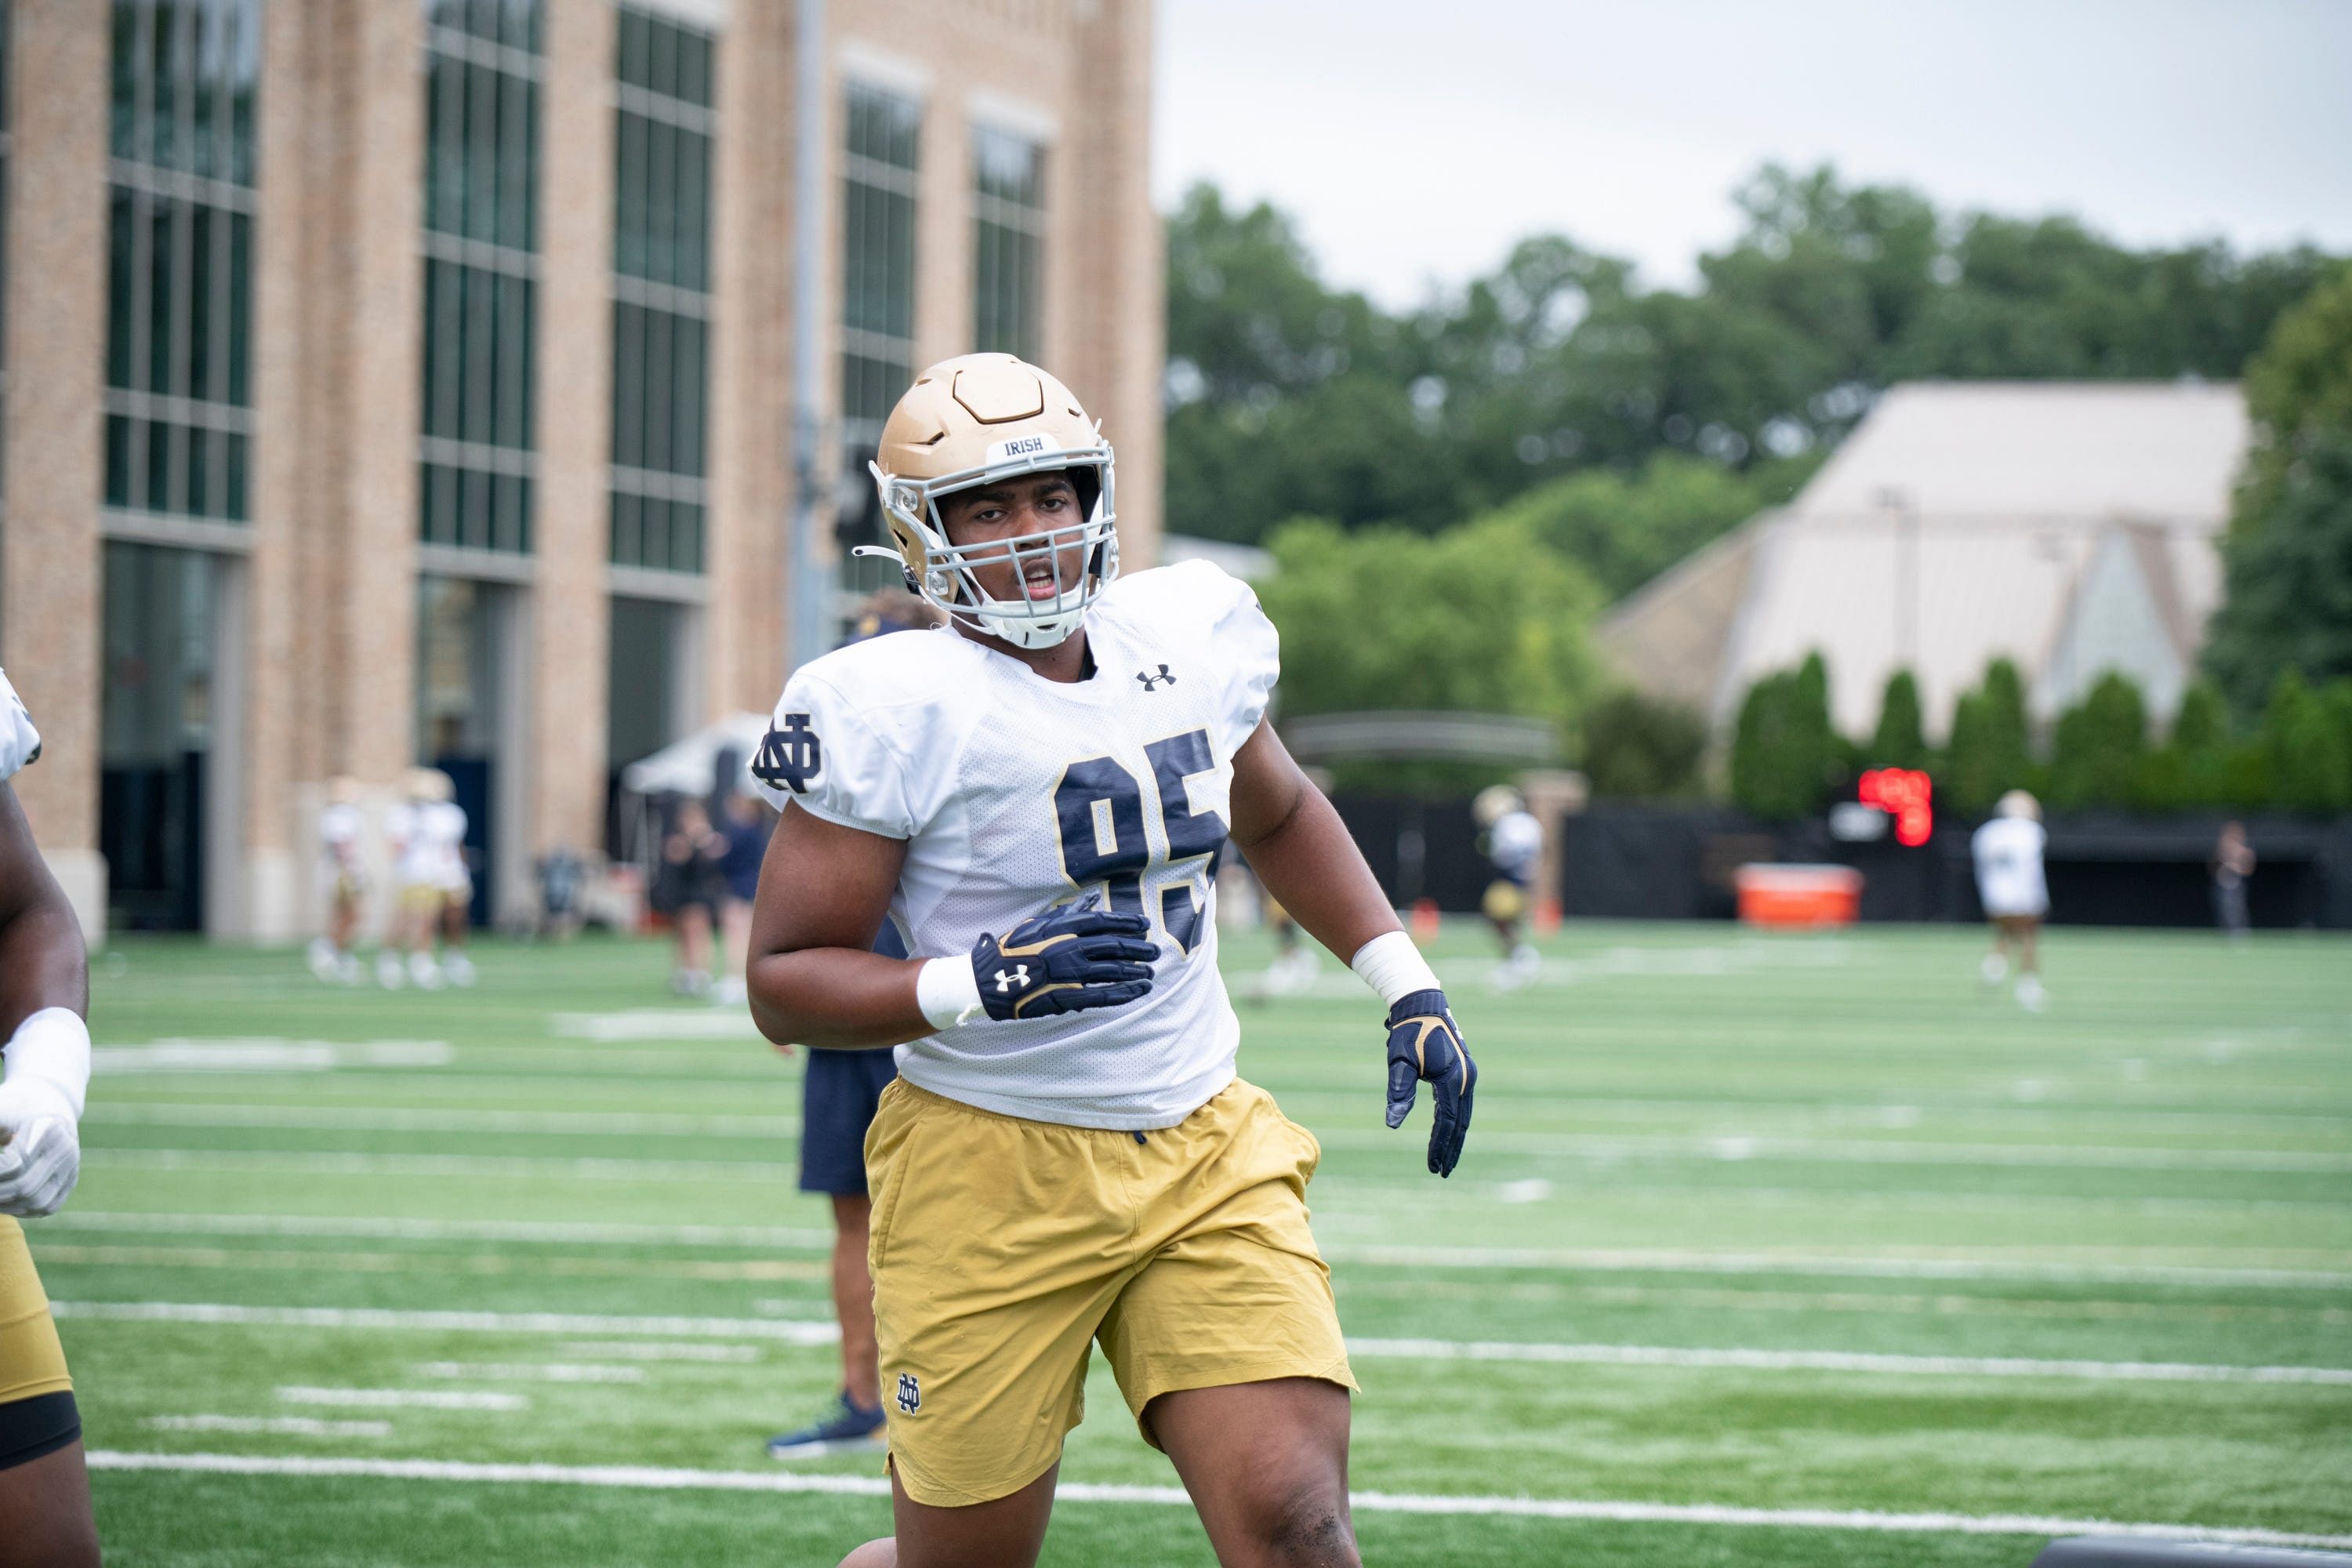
[0,673,92,1219]
[745,804,928,1051]
[742,668,1157,1052]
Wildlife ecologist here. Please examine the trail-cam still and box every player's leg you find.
[0,1432,100,1568]
[840,1461,1061,1568]
[1149,1379,1356,1568]
[832,1193,879,1402]
[1098,1082,1359,1565]
[0,1221,97,1568]
[771,1051,891,1456]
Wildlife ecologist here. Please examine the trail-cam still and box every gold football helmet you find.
[860,353,1119,649]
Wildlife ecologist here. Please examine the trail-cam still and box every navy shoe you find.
[766,1391,887,1458]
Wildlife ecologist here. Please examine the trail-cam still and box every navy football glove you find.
[971,904,1160,1021]
[1385,988,1476,1178]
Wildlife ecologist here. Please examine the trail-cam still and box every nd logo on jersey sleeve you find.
[753,713,824,795]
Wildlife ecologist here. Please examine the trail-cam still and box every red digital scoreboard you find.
[1857,767,1933,848]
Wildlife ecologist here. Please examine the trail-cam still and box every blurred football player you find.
[1473,784,1543,988]
[379,768,443,989]
[307,775,369,985]
[748,354,1477,1568]
[0,670,101,1568]
[424,770,475,988]
[1973,789,2049,1011]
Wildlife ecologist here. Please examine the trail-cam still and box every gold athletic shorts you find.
[0,1218,71,1407]
[864,1077,1356,1508]
[1482,878,1528,923]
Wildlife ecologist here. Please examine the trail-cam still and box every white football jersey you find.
[757,561,1278,1130]
[1489,810,1543,880]
[426,800,472,891]
[319,802,363,864]
[0,670,39,783]
[1972,816,2049,918]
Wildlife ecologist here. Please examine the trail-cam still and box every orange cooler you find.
[1735,863,1863,928]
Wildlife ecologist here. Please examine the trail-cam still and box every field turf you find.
[32,920,2352,1566]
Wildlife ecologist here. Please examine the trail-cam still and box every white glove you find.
[0,1009,89,1219]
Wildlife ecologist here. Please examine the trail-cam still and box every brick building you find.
[0,0,1163,939]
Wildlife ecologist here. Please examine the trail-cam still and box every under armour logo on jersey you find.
[1136,665,1177,691]
[993,965,1029,993]
[897,1373,921,1414]
[752,714,822,795]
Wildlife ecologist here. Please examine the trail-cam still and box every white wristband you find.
[915,957,984,1032]
[1349,930,1442,1010]
[3,1007,91,1121]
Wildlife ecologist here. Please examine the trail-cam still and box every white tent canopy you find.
[619,713,771,799]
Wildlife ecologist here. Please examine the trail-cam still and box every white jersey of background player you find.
[764,557,1271,1126]
[1972,789,2049,1010]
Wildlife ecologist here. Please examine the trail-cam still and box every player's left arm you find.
[1229,720,1477,1176]
[0,782,92,1218]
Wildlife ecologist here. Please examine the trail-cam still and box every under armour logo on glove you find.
[968,902,1160,1021]
[1384,988,1478,1178]
[1135,665,1176,691]
[752,714,822,795]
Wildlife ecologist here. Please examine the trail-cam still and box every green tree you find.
[1942,658,2033,817]
[1581,690,1708,799]
[2139,677,2232,810]
[1256,514,1602,787]
[1163,171,2339,552]
[1729,652,1839,819]
[2048,672,2150,810]
[2205,426,2352,713]
[1866,670,1929,770]
[1478,451,1813,601]
[2261,669,2352,814]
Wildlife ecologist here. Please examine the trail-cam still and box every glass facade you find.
[419,0,543,554]
[103,0,261,524]
[972,127,1044,361]
[837,83,920,572]
[610,5,713,574]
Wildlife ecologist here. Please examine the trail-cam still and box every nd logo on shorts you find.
[897,1372,921,1414]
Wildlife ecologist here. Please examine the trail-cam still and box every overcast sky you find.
[1152,0,2352,307]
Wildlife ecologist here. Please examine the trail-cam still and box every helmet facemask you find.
[863,435,1121,651]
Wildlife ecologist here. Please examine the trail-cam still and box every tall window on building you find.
[419,0,542,555]
[837,83,919,588]
[103,0,262,525]
[972,128,1043,361]
[610,5,713,575]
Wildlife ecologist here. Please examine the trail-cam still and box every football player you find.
[1972,789,2049,1011]
[747,354,1477,1568]
[1472,784,1544,988]
[0,670,101,1568]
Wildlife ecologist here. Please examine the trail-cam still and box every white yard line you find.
[551,1341,763,1363]
[47,1212,836,1250]
[45,1220,2350,1287]
[412,1363,648,1385]
[275,1388,528,1412]
[85,1104,800,1138]
[1305,1129,2352,1173]
[94,1040,453,1073]
[1316,1244,2352,1290]
[549,1011,766,1041]
[144,1415,394,1439]
[53,1301,2352,1387]
[1345,1339,2352,1385]
[79,1451,2352,1550]
[52,1301,844,1342]
[89,1149,798,1182]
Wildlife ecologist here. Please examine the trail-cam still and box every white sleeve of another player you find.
[753,670,916,839]
[0,670,41,783]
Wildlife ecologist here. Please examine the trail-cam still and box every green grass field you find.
[33,920,2352,1566]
